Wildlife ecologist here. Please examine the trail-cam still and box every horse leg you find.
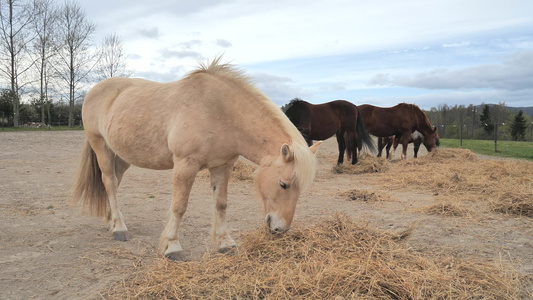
[109,155,131,240]
[377,137,383,157]
[336,129,345,165]
[160,157,199,261]
[400,135,409,160]
[89,138,129,240]
[392,138,400,160]
[414,142,421,158]
[386,141,392,159]
[209,158,238,253]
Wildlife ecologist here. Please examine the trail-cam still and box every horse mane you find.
[191,58,317,192]
[288,97,305,105]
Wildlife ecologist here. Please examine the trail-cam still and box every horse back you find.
[308,101,352,140]
[357,104,408,137]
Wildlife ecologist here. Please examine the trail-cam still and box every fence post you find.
[460,113,463,147]
[494,123,498,152]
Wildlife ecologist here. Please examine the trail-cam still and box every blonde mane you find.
[191,57,317,192]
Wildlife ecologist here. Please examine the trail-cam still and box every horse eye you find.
[279,180,288,189]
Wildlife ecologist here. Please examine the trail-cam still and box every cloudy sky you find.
[83,0,533,109]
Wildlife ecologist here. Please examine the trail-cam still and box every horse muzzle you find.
[265,213,289,234]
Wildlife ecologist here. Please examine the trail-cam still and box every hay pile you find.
[230,160,256,181]
[339,188,397,202]
[422,201,472,217]
[195,160,257,182]
[332,156,390,174]
[365,148,533,217]
[103,214,523,299]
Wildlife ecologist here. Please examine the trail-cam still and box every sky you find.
[83,0,533,109]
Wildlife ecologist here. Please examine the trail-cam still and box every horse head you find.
[423,126,440,152]
[256,142,320,233]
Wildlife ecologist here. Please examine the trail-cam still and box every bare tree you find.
[95,33,131,80]
[0,0,35,127]
[31,0,57,126]
[54,0,96,128]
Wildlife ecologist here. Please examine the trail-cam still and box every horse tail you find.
[72,139,109,220]
[344,131,353,161]
[356,108,377,155]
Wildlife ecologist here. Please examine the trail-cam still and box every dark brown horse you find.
[358,103,439,160]
[284,98,376,165]
[379,130,426,159]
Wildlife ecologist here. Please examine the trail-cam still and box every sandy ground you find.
[1,130,532,299]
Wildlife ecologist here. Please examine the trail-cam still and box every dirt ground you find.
[1,130,532,299]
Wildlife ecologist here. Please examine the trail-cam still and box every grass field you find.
[440,138,533,161]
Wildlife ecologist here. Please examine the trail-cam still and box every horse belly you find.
[105,121,175,170]
[108,132,174,170]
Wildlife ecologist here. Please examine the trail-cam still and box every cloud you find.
[134,66,187,82]
[126,53,142,60]
[179,39,203,49]
[251,72,306,105]
[137,27,159,39]
[158,48,203,60]
[216,39,232,48]
[368,50,533,91]
[442,41,471,47]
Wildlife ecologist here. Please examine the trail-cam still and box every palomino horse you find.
[73,58,320,261]
[284,98,376,165]
[358,103,439,160]
[379,130,428,159]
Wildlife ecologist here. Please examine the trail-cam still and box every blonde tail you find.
[72,139,109,220]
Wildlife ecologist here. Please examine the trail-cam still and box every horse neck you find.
[415,110,433,135]
[234,101,293,165]
[240,128,291,165]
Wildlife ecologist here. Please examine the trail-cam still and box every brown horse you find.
[358,103,439,160]
[73,58,320,261]
[379,130,426,159]
[284,98,376,165]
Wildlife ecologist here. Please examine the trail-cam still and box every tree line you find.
[425,103,533,142]
[0,0,130,128]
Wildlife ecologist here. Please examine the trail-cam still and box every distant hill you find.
[476,104,533,119]
[504,106,533,118]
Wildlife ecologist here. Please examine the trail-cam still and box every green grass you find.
[0,125,83,132]
[440,138,533,161]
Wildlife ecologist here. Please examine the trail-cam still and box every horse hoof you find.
[165,251,189,261]
[113,231,128,241]
[218,245,238,256]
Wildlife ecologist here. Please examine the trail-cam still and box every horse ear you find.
[309,141,322,155]
[433,126,437,132]
[281,144,294,162]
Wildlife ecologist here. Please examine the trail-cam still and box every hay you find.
[332,158,390,174]
[194,160,257,182]
[366,148,533,218]
[230,160,256,181]
[339,189,397,202]
[423,201,472,217]
[492,190,533,217]
[103,214,524,299]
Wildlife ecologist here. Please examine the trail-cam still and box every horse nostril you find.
[266,215,272,228]
[270,227,283,234]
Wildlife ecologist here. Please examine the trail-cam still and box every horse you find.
[72,58,320,261]
[378,130,424,159]
[284,98,376,165]
[357,103,439,160]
